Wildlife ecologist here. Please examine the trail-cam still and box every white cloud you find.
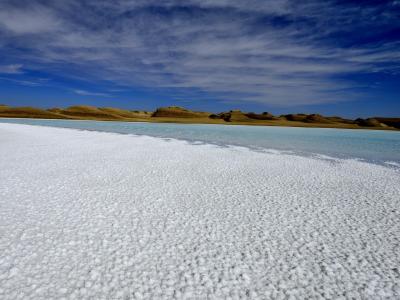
[0,5,61,34]
[74,89,112,97]
[0,76,44,86]
[0,64,23,74]
[0,0,398,106]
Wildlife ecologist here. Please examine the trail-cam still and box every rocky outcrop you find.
[99,107,151,119]
[152,106,209,118]
[355,118,384,127]
[283,114,308,122]
[246,112,278,120]
[284,114,353,124]
[227,110,252,122]
[374,118,400,129]
[210,110,252,122]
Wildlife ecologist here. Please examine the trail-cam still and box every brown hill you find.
[374,118,400,129]
[0,105,153,121]
[47,107,63,114]
[210,110,252,122]
[0,106,67,119]
[304,114,333,124]
[283,114,308,122]
[227,110,252,122]
[326,116,355,124]
[152,106,209,118]
[58,106,124,120]
[283,114,354,124]
[99,107,151,119]
[246,112,278,120]
[1,104,399,131]
[355,118,385,128]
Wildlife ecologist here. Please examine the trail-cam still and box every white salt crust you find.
[0,123,399,299]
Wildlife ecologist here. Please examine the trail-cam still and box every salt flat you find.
[0,123,399,299]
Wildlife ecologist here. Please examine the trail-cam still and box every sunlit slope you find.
[1,104,398,130]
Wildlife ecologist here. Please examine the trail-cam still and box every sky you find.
[0,0,399,117]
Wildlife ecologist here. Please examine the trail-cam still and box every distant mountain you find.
[52,105,151,120]
[374,118,400,129]
[0,105,65,119]
[0,104,398,130]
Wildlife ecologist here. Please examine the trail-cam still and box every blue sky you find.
[0,0,399,117]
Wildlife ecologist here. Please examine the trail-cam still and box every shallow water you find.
[1,118,399,163]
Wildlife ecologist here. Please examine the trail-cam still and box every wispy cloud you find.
[0,76,47,86]
[0,4,61,34]
[0,64,23,74]
[73,89,112,97]
[0,0,399,106]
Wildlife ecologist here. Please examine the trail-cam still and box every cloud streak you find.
[0,64,23,74]
[73,89,112,97]
[0,0,399,106]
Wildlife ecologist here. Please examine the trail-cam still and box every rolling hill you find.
[0,104,398,130]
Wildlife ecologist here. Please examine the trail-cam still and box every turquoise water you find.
[1,118,399,163]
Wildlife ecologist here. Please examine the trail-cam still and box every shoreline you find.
[1,118,400,165]
[1,116,399,132]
